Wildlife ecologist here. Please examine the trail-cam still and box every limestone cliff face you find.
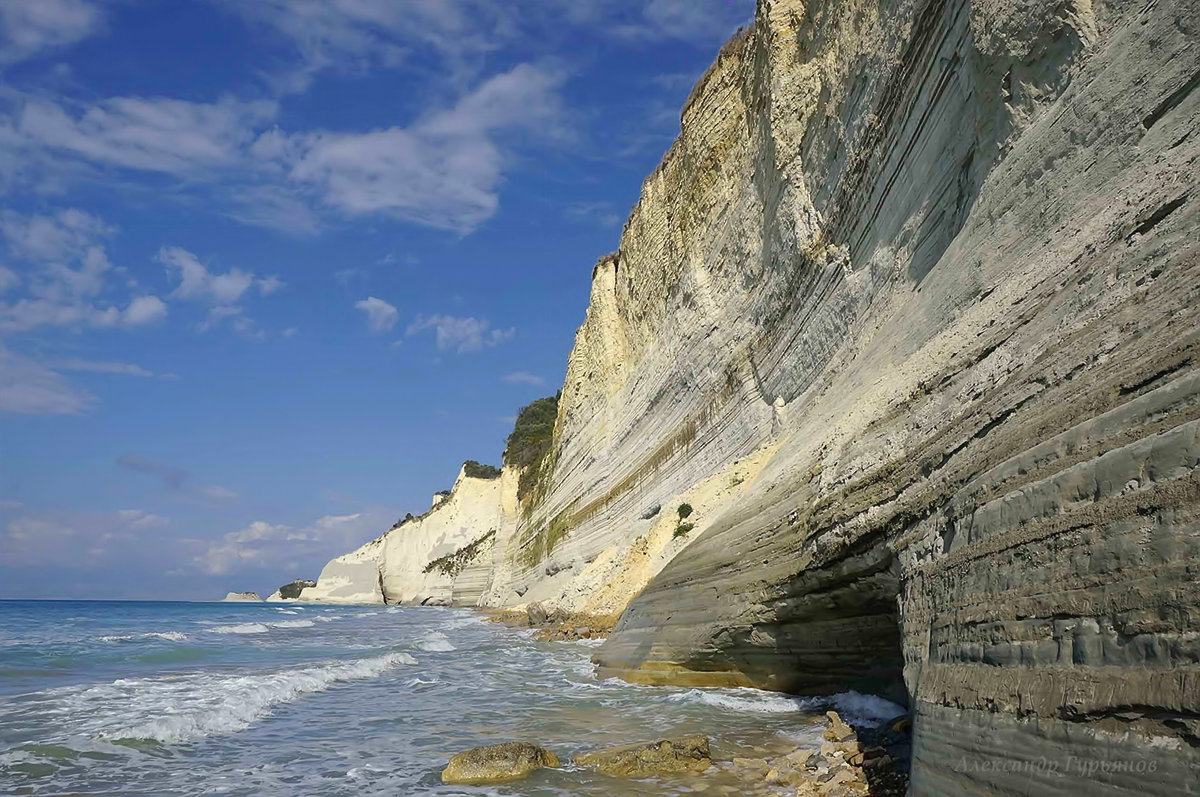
[299,0,1197,791]
[300,465,517,606]
[568,0,1198,793]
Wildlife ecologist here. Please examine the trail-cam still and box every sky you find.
[0,0,755,600]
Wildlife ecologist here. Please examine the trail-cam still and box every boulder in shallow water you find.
[823,711,856,743]
[441,741,559,785]
[572,735,711,777]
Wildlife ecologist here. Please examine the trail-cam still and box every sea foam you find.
[49,652,418,743]
[415,632,456,652]
[664,687,905,725]
[98,632,188,643]
[207,619,315,635]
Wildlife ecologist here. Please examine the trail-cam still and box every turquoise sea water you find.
[0,600,902,796]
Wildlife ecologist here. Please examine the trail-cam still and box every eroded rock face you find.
[441,741,559,785]
[300,0,1197,791]
[220,592,261,602]
[298,464,517,605]
[572,735,711,777]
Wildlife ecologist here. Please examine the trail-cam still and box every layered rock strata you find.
[300,0,1198,792]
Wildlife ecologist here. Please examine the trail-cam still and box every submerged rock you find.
[440,741,559,785]
[573,735,711,777]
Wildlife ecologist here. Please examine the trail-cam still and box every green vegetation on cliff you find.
[277,579,316,599]
[462,460,502,479]
[503,394,559,501]
[423,530,497,578]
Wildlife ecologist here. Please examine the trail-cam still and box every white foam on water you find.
[663,687,905,726]
[415,631,456,652]
[41,652,419,744]
[270,619,314,629]
[665,688,814,714]
[444,611,483,629]
[98,632,188,643]
[207,623,269,635]
[315,615,344,623]
[569,637,605,648]
[275,609,300,614]
[207,619,315,635]
[826,691,906,725]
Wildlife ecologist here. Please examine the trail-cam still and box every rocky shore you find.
[483,602,618,643]
[442,710,911,795]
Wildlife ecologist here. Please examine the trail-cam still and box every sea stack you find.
[220,592,262,602]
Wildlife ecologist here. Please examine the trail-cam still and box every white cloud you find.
[201,485,239,501]
[0,266,18,292]
[193,511,383,575]
[18,95,278,177]
[407,314,514,353]
[286,64,566,232]
[215,0,512,91]
[0,0,103,64]
[256,275,285,295]
[159,246,255,304]
[355,296,398,333]
[0,207,113,262]
[122,295,168,326]
[156,247,275,335]
[0,347,92,415]
[0,209,166,332]
[1,63,566,235]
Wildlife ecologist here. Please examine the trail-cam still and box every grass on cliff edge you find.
[503,394,559,502]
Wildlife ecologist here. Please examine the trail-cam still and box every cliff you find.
[300,464,516,606]
[298,0,1199,792]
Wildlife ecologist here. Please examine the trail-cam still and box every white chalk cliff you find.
[297,0,1199,792]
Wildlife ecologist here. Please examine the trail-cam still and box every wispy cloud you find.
[0,0,104,65]
[564,201,623,228]
[50,358,154,377]
[2,63,569,235]
[284,64,567,232]
[407,314,514,353]
[0,347,93,415]
[192,511,389,575]
[1,507,167,567]
[158,246,280,305]
[355,296,398,333]
[116,453,188,490]
[0,209,167,332]
[503,371,545,386]
[18,95,278,177]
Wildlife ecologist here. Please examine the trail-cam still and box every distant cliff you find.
[297,0,1199,792]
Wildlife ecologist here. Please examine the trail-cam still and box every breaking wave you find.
[45,652,419,744]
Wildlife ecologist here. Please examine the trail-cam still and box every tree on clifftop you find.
[503,394,559,500]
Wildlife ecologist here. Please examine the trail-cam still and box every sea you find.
[0,600,903,796]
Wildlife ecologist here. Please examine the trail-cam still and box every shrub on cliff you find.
[503,394,560,500]
[463,460,502,479]
[677,503,693,519]
[277,579,316,599]
[674,522,695,538]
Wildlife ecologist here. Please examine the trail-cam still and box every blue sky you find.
[0,0,753,600]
